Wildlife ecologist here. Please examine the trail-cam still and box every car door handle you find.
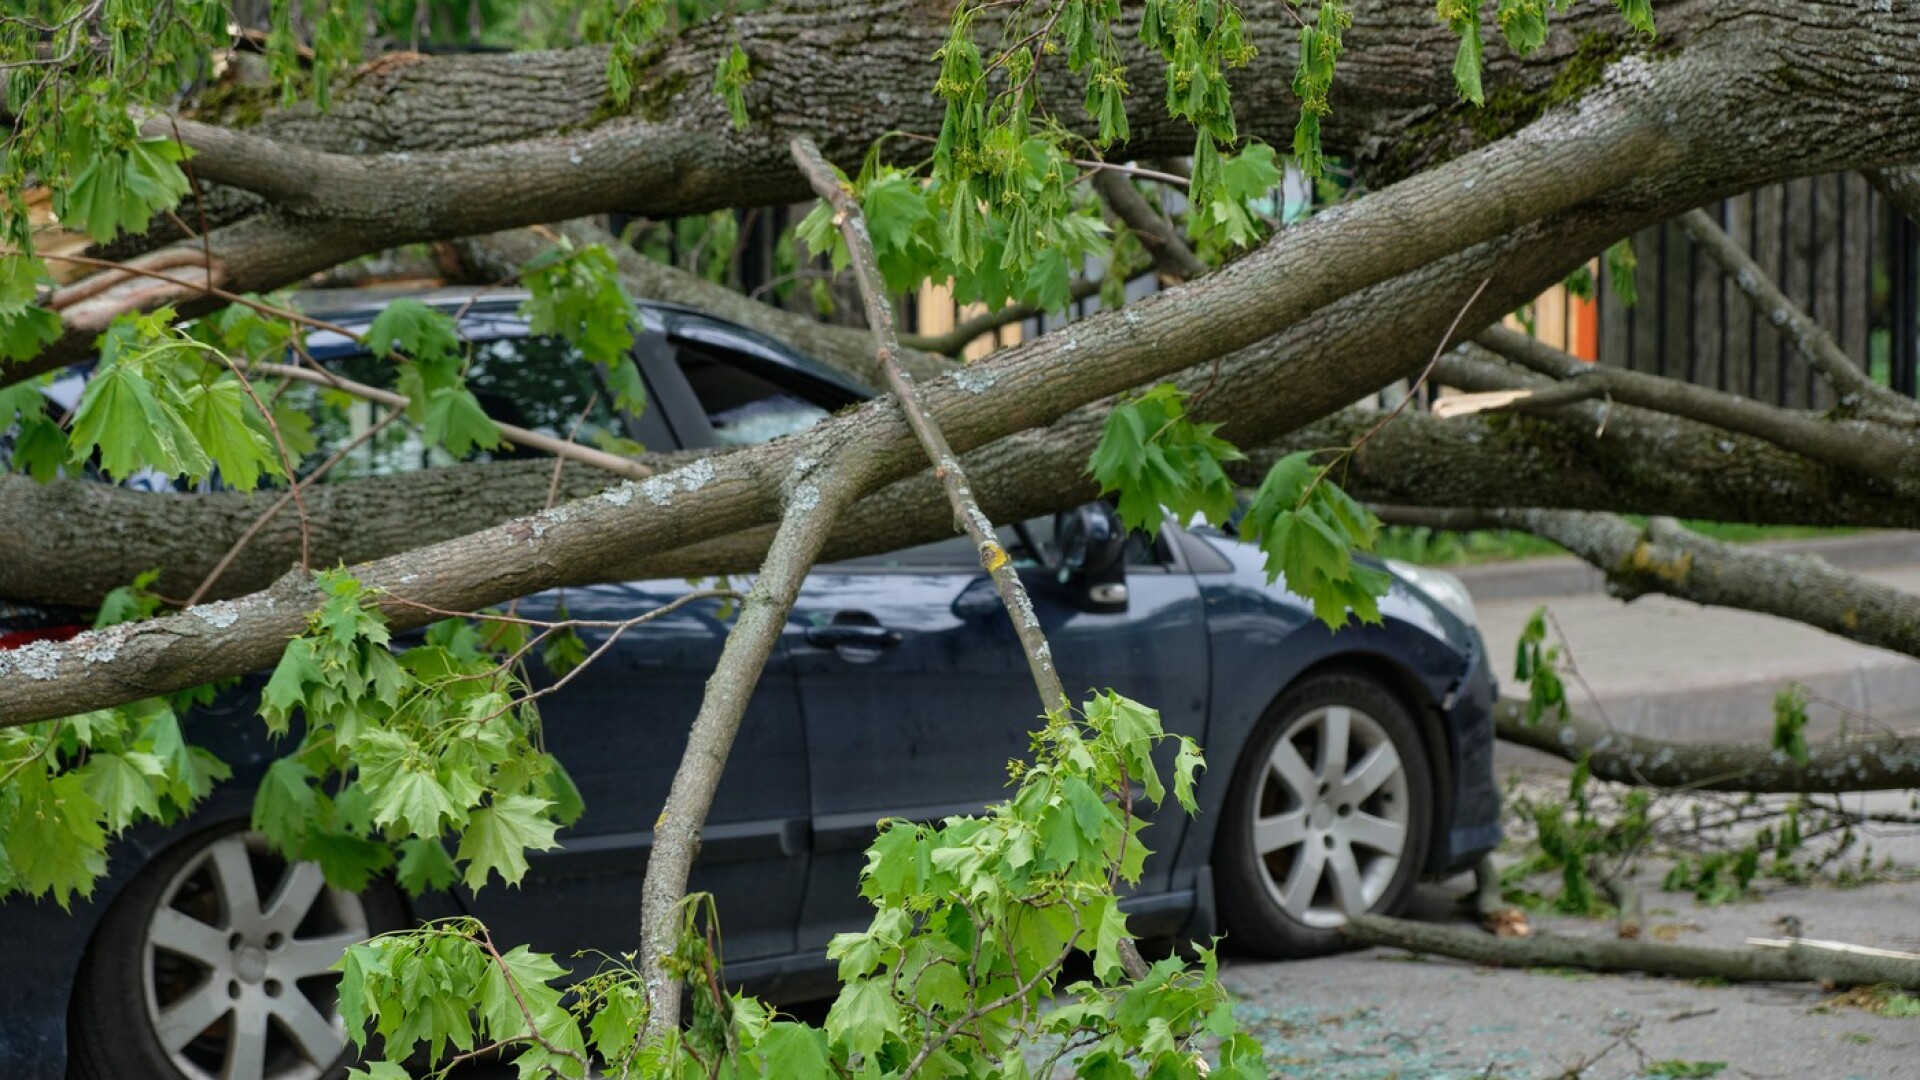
[806,624,902,649]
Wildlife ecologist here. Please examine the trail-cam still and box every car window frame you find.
[820,516,1183,576]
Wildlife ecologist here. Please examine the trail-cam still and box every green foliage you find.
[63,310,291,490]
[1615,0,1657,37]
[338,691,1256,1078]
[1088,388,1387,628]
[1662,845,1760,906]
[1237,452,1391,629]
[1289,0,1350,179]
[1438,0,1486,105]
[1771,685,1810,767]
[518,242,648,412]
[93,568,163,628]
[1606,236,1640,308]
[57,138,194,244]
[1512,606,1567,724]
[253,569,576,893]
[0,376,67,481]
[1646,1061,1726,1078]
[1194,142,1282,254]
[1442,0,1651,107]
[713,43,753,131]
[1088,384,1243,537]
[1502,759,1652,916]
[1,694,231,908]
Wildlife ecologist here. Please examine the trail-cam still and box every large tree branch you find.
[1493,700,1920,794]
[1865,165,1920,226]
[1383,507,1920,662]
[0,62,1687,723]
[1342,913,1920,990]
[14,0,1920,391]
[1471,326,1920,477]
[1678,207,1916,418]
[1091,170,1207,283]
[635,448,871,1038]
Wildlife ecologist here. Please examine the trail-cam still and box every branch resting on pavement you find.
[1341,914,1920,990]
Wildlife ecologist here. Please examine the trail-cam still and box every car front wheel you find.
[1213,671,1434,957]
[70,825,401,1080]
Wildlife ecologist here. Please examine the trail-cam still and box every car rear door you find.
[784,526,1212,953]
[470,581,814,966]
[442,326,814,965]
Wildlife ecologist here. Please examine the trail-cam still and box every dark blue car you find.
[0,291,1499,1080]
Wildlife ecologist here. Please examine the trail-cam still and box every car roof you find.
[291,286,875,400]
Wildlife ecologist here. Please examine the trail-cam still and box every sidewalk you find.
[1459,532,1920,742]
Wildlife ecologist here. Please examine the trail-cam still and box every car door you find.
[466,581,814,966]
[440,327,815,966]
[785,524,1213,953]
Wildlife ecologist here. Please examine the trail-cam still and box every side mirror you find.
[1051,503,1128,612]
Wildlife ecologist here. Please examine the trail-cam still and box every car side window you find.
[830,514,1165,571]
[673,344,830,446]
[296,336,626,481]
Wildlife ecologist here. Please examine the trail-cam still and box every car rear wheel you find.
[70,825,402,1080]
[1214,671,1434,957]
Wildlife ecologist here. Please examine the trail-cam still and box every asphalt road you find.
[1218,804,1920,1079]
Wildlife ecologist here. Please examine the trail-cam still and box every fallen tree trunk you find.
[1341,914,1920,990]
[1494,700,1920,793]
[1378,507,1920,663]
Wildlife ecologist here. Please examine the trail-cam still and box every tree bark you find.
[1494,700,1920,794]
[1380,506,1920,663]
[13,4,1920,720]
[1341,914,1920,990]
[635,450,871,1039]
[13,0,1920,389]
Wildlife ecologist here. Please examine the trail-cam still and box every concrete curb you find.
[1452,530,1920,602]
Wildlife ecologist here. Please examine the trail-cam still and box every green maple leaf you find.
[539,625,588,678]
[1085,893,1133,983]
[58,138,192,244]
[364,300,461,363]
[825,977,902,1057]
[1239,451,1390,628]
[1451,13,1485,105]
[4,770,108,909]
[181,377,283,491]
[1172,737,1205,814]
[77,752,162,833]
[859,821,921,903]
[456,794,559,891]
[1089,384,1244,536]
[0,306,59,362]
[67,362,212,482]
[861,171,937,293]
[751,1022,833,1079]
[8,411,66,481]
[370,768,464,840]
[301,826,394,891]
[394,837,459,894]
[261,637,324,733]
[419,386,503,458]
[139,710,230,807]
[0,255,47,313]
[252,757,319,850]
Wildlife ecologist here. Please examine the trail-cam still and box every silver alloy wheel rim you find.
[141,832,370,1080]
[1250,704,1410,930]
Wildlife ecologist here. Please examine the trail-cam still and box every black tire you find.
[1213,671,1434,958]
[69,822,405,1080]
